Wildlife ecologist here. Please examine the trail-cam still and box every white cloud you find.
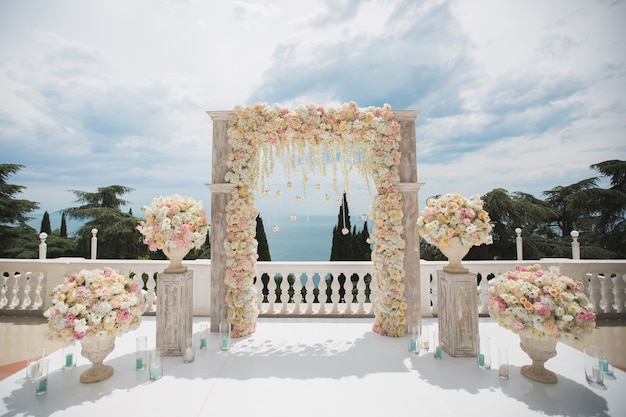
[0,0,624,225]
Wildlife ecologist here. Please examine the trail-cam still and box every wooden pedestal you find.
[437,270,478,357]
[156,270,193,356]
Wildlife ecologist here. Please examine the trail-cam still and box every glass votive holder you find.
[62,340,76,369]
[407,324,420,354]
[35,359,49,395]
[498,346,509,379]
[148,348,163,381]
[219,321,231,351]
[200,323,208,350]
[420,323,431,351]
[183,335,195,363]
[599,346,615,379]
[26,348,44,380]
[136,336,147,370]
[478,335,491,369]
[584,345,604,386]
[433,330,442,359]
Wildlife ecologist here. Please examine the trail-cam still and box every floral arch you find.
[207,103,422,338]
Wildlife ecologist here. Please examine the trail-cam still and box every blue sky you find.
[1,0,625,229]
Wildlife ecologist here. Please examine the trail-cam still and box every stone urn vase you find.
[438,242,473,274]
[79,335,116,383]
[519,333,558,384]
[162,246,190,274]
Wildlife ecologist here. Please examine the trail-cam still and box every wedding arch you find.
[206,103,422,337]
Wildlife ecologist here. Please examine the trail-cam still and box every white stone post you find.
[571,230,580,260]
[515,228,523,261]
[38,232,48,260]
[90,228,98,260]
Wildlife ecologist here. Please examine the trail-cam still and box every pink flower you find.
[66,314,76,326]
[117,309,132,321]
[513,319,524,330]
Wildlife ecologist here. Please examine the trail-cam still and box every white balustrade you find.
[1,258,625,320]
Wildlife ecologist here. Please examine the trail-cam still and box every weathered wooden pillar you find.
[437,271,479,357]
[394,110,424,329]
[205,111,234,332]
[156,270,193,356]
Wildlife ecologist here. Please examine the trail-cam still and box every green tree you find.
[330,192,354,261]
[40,211,52,235]
[0,164,40,258]
[256,214,271,261]
[63,185,147,259]
[60,212,68,238]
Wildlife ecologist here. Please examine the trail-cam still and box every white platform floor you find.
[1,317,625,417]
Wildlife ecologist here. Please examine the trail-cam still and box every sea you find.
[27,213,370,261]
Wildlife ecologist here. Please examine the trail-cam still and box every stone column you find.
[205,111,234,332]
[394,110,424,328]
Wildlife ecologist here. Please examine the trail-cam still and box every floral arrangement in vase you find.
[417,193,493,249]
[43,267,146,342]
[137,194,209,252]
[488,264,596,341]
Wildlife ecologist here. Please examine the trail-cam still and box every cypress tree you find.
[329,192,354,261]
[256,214,271,261]
[60,212,68,238]
[40,211,52,235]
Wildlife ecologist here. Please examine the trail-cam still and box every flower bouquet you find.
[43,267,146,342]
[488,264,596,341]
[137,194,209,252]
[417,193,492,273]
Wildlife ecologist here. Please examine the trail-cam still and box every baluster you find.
[9,273,21,309]
[330,274,341,314]
[21,273,32,309]
[279,273,290,315]
[0,284,8,309]
[304,274,315,314]
[292,273,302,315]
[368,276,378,316]
[145,273,157,313]
[430,272,439,316]
[601,273,616,313]
[267,273,278,314]
[318,275,328,315]
[477,273,490,315]
[613,273,625,313]
[32,272,44,309]
[254,274,264,315]
[588,273,602,313]
[356,274,366,314]
[343,275,354,315]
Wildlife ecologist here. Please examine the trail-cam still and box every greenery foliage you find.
[1,160,625,261]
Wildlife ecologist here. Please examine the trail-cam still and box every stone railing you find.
[1,258,625,320]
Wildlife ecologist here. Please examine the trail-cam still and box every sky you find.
[1,0,625,230]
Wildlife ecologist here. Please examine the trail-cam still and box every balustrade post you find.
[515,228,523,261]
[571,230,580,260]
[90,228,98,260]
[38,233,48,260]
